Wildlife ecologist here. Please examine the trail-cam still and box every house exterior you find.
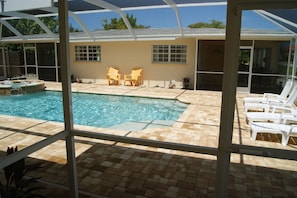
[70,38,196,88]
[0,28,295,93]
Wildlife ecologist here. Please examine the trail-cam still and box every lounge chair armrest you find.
[265,103,295,113]
[290,125,297,133]
[267,102,287,108]
[271,105,297,113]
[266,98,286,104]
[263,93,278,98]
[282,114,297,124]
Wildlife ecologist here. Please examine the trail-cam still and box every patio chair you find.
[107,67,121,85]
[124,68,142,86]
[244,83,297,113]
[246,106,297,126]
[250,117,297,145]
[243,79,294,104]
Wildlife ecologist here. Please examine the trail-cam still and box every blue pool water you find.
[0,91,187,128]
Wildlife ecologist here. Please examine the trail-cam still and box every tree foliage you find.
[1,16,81,37]
[69,23,81,32]
[40,17,59,33]
[101,13,149,30]
[188,20,225,29]
[2,16,58,37]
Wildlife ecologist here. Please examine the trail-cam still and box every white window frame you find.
[152,45,187,63]
[75,45,101,62]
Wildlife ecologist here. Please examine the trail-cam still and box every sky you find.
[70,5,282,31]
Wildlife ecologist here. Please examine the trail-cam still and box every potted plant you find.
[0,146,45,198]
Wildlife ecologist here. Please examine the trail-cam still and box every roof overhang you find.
[0,28,293,43]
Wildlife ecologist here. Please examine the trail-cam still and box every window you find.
[252,48,272,74]
[37,43,55,66]
[75,45,101,61]
[153,45,187,63]
[170,45,187,63]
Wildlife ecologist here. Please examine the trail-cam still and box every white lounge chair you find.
[246,106,297,126]
[244,83,297,113]
[244,79,294,104]
[250,121,297,145]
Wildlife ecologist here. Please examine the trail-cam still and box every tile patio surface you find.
[0,82,296,197]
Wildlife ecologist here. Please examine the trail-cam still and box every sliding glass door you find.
[24,44,38,78]
[237,47,253,92]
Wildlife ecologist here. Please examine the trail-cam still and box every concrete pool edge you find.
[0,80,45,95]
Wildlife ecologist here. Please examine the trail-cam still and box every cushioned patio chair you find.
[244,79,294,104]
[124,68,142,86]
[107,67,121,85]
[244,83,297,113]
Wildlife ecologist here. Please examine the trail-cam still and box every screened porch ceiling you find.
[0,0,296,42]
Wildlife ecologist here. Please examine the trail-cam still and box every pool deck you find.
[0,82,296,197]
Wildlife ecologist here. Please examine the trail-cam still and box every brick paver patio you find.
[0,82,296,197]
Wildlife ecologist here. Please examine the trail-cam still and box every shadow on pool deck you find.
[0,82,296,197]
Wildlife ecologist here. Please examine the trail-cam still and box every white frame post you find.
[215,1,297,197]
[58,0,78,197]
[215,0,242,197]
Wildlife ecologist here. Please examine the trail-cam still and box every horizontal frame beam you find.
[0,131,67,169]
[232,144,297,161]
[73,129,218,156]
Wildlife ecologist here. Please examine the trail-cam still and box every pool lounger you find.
[250,122,297,145]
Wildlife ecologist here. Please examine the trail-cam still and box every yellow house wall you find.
[70,38,196,88]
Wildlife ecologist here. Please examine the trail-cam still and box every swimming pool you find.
[0,91,187,129]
